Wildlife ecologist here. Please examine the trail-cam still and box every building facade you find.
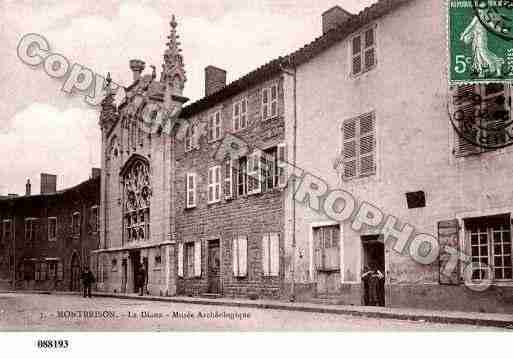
[286,0,513,314]
[94,0,513,314]
[0,171,100,292]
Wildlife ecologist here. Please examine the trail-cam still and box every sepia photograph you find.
[0,0,512,355]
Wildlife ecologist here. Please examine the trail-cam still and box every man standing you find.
[81,267,95,298]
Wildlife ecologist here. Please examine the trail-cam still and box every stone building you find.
[286,0,513,313]
[0,170,100,292]
[94,0,513,313]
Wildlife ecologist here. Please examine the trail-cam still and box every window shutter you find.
[262,234,270,276]
[438,220,461,285]
[224,160,233,200]
[453,85,481,157]
[270,233,280,276]
[186,173,196,208]
[41,262,47,281]
[233,102,240,131]
[271,85,278,117]
[277,143,287,187]
[208,168,214,203]
[194,241,202,277]
[57,261,63,280]
[239,236,248,277]
[352,35,362,75]
[364,28,375,70]
[342,119,358,179]
[178,243,184,277]
[262,88,269,120]
[359,113,376,176]
[232,237,239,276]
[248,151,262,194]
[241,99,247,128]
[35,263,40,281]
[215,166,221,201]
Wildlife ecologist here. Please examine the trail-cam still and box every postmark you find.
[449,0,513,83]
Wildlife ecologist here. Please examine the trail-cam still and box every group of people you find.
[79,263,147,298]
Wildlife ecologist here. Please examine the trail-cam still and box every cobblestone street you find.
[0,293,501,331]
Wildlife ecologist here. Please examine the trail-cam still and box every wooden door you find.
[207,240,220,294]
[121,259,127,293]
[70,254,80,291]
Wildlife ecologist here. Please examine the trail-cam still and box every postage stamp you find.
[449,0,513,83]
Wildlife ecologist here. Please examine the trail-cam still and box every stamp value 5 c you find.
[449,0,513,83]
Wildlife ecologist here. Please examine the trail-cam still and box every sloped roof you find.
[180,0,412,118]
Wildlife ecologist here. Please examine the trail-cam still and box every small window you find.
[184,242,198,278]
[208,111,222,142]
[25,218,39,241]
[72,212,80,236]
[208,166,222,204]
[48,217,57,241]
[262,84,278,120]
[155,255,162,267]
[233,98,248,131]
[465,215,512,281]
[90,206,99,233]
[111,258,118,272]
[237,157,248,197]
[185,124,196,152]
[2,220,12,242]
[262,147,278,192]
[351,27,376,76]
[48,261,57,280]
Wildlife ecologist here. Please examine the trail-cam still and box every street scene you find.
[0,292,498,331]
[2,0,513,342]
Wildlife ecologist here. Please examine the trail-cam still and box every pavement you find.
[2,289,513,329]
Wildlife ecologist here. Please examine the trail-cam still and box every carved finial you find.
[161,14,186,94]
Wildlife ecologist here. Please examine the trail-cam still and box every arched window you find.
[123,159,151,243]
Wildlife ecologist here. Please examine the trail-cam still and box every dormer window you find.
[351,27,377,76]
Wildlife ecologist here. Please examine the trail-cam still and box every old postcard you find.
[0,0,512,355]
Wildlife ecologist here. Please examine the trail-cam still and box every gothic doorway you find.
[70,253,81,292]
[129,251,141,293]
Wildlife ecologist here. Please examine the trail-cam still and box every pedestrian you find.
[361,263,384,306]
[137,264,146,296]
[80,267,96,298]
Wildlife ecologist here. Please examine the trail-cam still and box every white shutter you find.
[277,143,287,187]
[178,243,184,277]
[342,119,357,180]
[232,237,239,276]
[262,88,269,120]
[194,241,202,277]
[359,113,376,177]
[262,234,270,276]
[208,168,214,203]
[233,102,240,131]
[238,236,248,277]
[215,166,221,202]
[57,261,63,280]
[224,160,233,200]
[186,173,196,208]
[270,233,280,276]
[248,151,262,194]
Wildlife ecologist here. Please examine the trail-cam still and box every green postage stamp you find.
[449,0,513,83]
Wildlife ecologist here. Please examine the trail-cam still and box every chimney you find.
[40,173,57,194]
[205,66,227,96]
[129,59,146,82]
[92,168,101,179]
[25,179,31,196]
[322,6,353,34]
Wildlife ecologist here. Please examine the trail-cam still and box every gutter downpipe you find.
[280,59,298,302]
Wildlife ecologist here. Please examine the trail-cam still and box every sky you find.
[0,0,376,195]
